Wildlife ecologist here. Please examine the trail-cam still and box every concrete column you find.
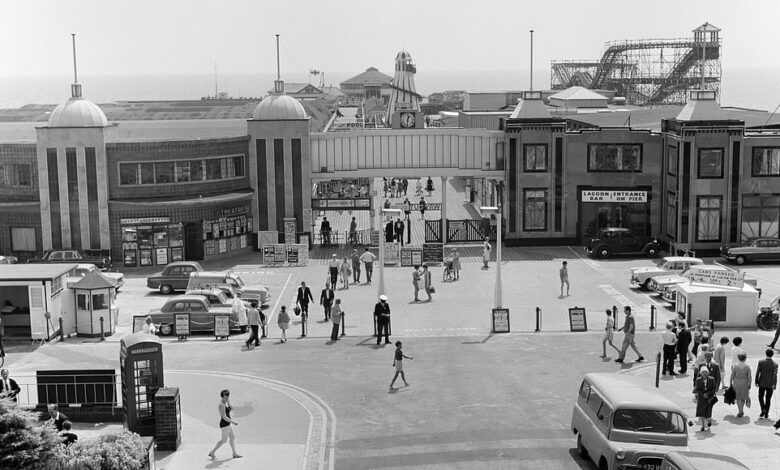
[57,147,71,248]
[76,147,91,249]
[36,145,53,250]
[440,176,447,243]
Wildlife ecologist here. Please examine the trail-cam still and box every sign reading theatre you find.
[581,190,647,203]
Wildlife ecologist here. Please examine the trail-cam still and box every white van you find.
[187,271,271,305]
[571,373,688,470]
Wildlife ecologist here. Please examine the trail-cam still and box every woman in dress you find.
[601,309,620,358]
[412,266,421,302]
[451,249,461,280]
[482,237,492,269]
[422,264,432,302]
[694,366,717,431]
[730,352,752,417]
[277,305,290,343]
[340,256,350,289]
[208,389,241,460]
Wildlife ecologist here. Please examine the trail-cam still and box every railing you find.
[446,219,497,243]
[9,372,120,408]
[424,220,442,243]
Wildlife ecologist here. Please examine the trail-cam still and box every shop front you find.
[121,217,185,268]
[578,186,653,240]
[201,207,252,259]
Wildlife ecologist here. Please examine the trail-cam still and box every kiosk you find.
[72,271,118,337]
[120,333,164,436]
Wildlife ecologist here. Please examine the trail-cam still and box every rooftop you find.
[340,67,392,86]
[0,263,78,281]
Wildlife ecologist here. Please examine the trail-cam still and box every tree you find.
[0,398,62,470]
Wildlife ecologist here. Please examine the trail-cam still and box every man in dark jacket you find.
[756,348,778,419]
[394,218,405,246]
[676,321,693,374]
[374,295,391,345]
[296,282,314,316]
[320,283,335,321]
[1,369,21,402]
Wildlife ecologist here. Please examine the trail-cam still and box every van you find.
[571,373,688,470]
[187,271,271,305]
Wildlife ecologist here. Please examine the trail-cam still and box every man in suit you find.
[320,217,332,246]
[296,282,313,316]
[48,404,69,431]
[1,368,21,402]
[374,295,391,345]
[320,283,335,321]
[700,351,721,390]
[756,348,778,419]
[394,218,405,246]
[768,320,780,350]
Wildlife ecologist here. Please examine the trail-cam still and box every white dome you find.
[252,94,307,121]
[48,97,108,128]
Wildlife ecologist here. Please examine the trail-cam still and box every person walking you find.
[702,351,722,390]
[694,367,717,431]
[0,368,21,402]
[419,197,426,220]
[755,348,778,419]
[320,282,334,321]
[349,217,357,245]
[676,320,692,374]
[412,266,422,302]
[351,248,361,283]
[385,219,394,242]
[328,254,340,288]
[389,341,413,389]
[208,389,241,460]
[296,282,314,317]
[394,218,405,246]
[614,306,644,363]
[277,305,290,343]
[730,337,746,373]
[244,303,261,349]
[320,217,332,246]
[425,177,434,196]
[360,247,376,284]
[601,309,621,358]
[402,178,408,196]
[559,261,570,297]
[768,318,780,350]
[712,336,730,389]
[422,264,432,302]
[415,179,423,196]
[330,298,342,341]
[482,237,492,269]
[374,295,391,345]
[403,198,411,220]
[451,249,461,280]
[692,319,706,356]
[661,322,677,376]
[340,256,351,289]
[730,353,752,418]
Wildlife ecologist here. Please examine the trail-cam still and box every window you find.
[612,409,686,434]
[741,195,780,240]
[588,144,642,172]
[206,158,222,180]
[752,148,780,176]
[696,196,722,242]
[92,293,108,310]
[523,144,547,172]
[578,380,591,400]
[77,294,89,310]
[698,148,723,178]
[140,163,154,184]
[0,163,33,188]
[51,275,64,294]
[191,160,205,181]
[170,301,186,312]
[666,192,677,238]
[120,163,138,185]
[667,145,678,176]
[119,156,245,185]
[523,189,547,231]
[175,161,190,182]
[233,156,245,177]
[155,162,174,184]
[11,227,36,251]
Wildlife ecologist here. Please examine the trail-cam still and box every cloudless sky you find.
[2,0,779,78]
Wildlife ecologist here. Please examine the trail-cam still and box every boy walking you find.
[559,261,570,297]
[390,341,413,389]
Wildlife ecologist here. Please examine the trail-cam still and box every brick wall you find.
[153,387,181,451]
[0,143,39,202]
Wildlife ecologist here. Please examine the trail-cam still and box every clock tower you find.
[387,50,423,129]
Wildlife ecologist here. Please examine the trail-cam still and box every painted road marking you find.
[568,246,601,272]
[265,273,292,325]
[598,284,638,310]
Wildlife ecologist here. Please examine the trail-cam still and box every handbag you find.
[707,395,719,406]
[428,285,436,294]
[723,385,736,405]
[293,306,301,316]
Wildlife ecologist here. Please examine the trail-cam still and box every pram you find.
[443,255,455,281]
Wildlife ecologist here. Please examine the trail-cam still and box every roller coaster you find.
[551,23,721,106]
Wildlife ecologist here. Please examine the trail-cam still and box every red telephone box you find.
[120,333,164,436]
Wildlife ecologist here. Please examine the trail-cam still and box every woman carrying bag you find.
[694,366,717,431]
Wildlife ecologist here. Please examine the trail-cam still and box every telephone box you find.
[120,332,164,436]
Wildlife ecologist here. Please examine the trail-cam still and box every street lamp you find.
[377,208,402,300]
[481,205,502,308]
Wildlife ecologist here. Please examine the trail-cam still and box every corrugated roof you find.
[0,264,78,281]
[340,67,392,86]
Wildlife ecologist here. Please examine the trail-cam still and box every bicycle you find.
[442,258,454,282]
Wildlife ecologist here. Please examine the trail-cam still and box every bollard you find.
[301,313,308,338]
[59,317,65,341]
[650,305,656,331]
[613,306,619,330]
[655,351,662,388]
[261,321,267,339]
[99,316,105,341]
[340,312,346,337]
[373,315,378,338]
[534,307,541,332]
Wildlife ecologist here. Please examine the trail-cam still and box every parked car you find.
[585,227,661,259]
[187,270,271,305]
[0,255,18,264]
[69,264,125,292]
[185,287,249,331]
[146,261,203,294]
[720,237,780,265]
[630,256,704,290]
[147,295,238,335]
[622,451,749,470]
[28,249,111,269]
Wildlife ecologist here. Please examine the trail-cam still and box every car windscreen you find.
[612,409,686,434]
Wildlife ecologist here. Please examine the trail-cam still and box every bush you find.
[55,431,148,470]
[0,398,62,470]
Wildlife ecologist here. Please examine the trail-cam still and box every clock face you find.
[400,112,416,128]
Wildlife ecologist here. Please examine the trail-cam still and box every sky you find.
[2,0,779,79]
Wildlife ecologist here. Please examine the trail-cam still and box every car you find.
[147,294,238,335]
[186,287,249,331]
[0,255,18,264]
[585,227,661,259]
[187,270,271,305]
[648,264,736,295]
[720,237,780,265]
[27,249,111,269]
[630,256,704,290]
[621,451,749,470]
[146,261,203,294]
[69,264,125,292]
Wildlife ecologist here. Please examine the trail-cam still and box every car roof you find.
[583,373,684,413]
[662,257,704,263]
[166,295,207,302]
[665,451,749,469]
[186,288,225,296]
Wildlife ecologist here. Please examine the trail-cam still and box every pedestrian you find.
[389,341,413,389]
[415,179,423,196]
[0,368,21,402]
[385,219,394,242]
[482,237,492,269]
[661,322,677,376]
[142,315,157,335]
[768,316,780,350]
[694,367,717,431]
[296,281,314,316]
[692,319,706,356]
[390,178,397,198]
[614,306,644,363]
[394,218,405,246]
[350,248,361,283]
[349,217,357,245]
[277,305,290,343]
[755,348,778,419]
[383,198,391,209]
[402,178,408,196]
[320,217,331,246]
[48,404,69,432]
[731,337,746,372]
[425,177,434,196]
[360,247,376,284]
[0,313,4,358]
[451,249,461,280]
[330,298,342,341]
[412,266,422,302]
[60,420,78,446]
[601,309,621,358]
[559,261,570,297]
[340,256,351,289]
[244,302,261,349]
[422,264,432,301]
[320,282,334,321]
[383,177,389,197]
[419,197,426,220]
[374,294,391,345]
[328,254,340,288]
[712,336,730,389]
[731,353,752,417]
[676,320,692,374]
[702,351,722,390]
[403,198,412,220]
[208,389,241,460]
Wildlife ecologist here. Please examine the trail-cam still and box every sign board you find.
[581,190,647,203]
[422,243,444,264]
[273,244,287,263]
[218,239,228,254]
[686,268,745,287]
[492,308,510,333]
[174,313,191,337]
[568,307,588,332]
[121,217,170,225]
[296,244,309,265]
[311,198,372,210]
[155,248,168,265]
[400,248,423,267]
[370,230,380,246]
[284,218,297,245]
[303,208,313,230]
[214,314,230,338]
[262,245,276,265]
[383,242,400,265]
[287,246,299,264]
[133,315,147,334]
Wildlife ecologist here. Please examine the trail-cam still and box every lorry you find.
[146,261,203,294]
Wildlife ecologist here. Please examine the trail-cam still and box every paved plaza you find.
[3,246,780,469]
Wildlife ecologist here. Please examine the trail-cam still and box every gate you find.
[446,219,496,242]
[424,219,442,243]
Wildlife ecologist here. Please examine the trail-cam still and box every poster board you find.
[174,313,191,338]
[262,245,276,265]
[294,244,309,265]
[568,307,588,332]
[218,239,228,254]
[287,246,299,264]
[273,244,286,263]
[370,229,380,246]
[422,243,444,264]
[214,314,230,339]
[400,248,423,267]
[492,308,510,333]
[284,218,297,245]
[133,315,147,334]
[383,242,399,265]
[303,208,313,231]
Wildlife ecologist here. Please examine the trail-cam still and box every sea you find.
[1,68,779,112]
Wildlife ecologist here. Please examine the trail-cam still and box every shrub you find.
[56,430,148,470]
[0,398,62,470]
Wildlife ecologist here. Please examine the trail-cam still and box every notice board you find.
[174,313,191,337]
[492,308,510,333]
[422,243,444,264]
[568,307,588,332]
[263,245,276,265]
[214,314,230,338]
[132,316,147,334]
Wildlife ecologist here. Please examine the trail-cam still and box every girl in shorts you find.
[277,305,290,343]
[601,309,620,358]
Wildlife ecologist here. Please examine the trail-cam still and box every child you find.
[601,309,620,358]
[390,341,413,389]
[277,305,290,343]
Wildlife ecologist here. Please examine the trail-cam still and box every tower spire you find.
[273,34,284,94]
[71,33,82,98]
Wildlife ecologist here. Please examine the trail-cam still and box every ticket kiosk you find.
[120,333,164,436]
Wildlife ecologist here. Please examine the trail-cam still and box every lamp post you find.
[481,205,502,308]
[377,208,402,300]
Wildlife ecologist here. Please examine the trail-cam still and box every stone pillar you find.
[154,387,181,451]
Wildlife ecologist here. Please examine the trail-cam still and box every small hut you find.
[72,270,118,337]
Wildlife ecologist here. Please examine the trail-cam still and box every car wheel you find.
[240,326,247,333]
[599,457,609,470]
[735,255,746,265]
[159,324,173,336]
[598,247,611,259]
[758,313,776,331]
[646,246,659,257]
[642,279,652,290]
[160,284,173,295]
[576,435,588,459]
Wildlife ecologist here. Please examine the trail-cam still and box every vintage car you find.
[147,294,238,335]
[187,270,271,305]
[720,237,780,265]
[147,261,203,294]
[0,255,18,264]
[585,227,661,259]
[185,287,249,329]
[28,249,112,269]
[69,264,125,291]
[630,256,704,290]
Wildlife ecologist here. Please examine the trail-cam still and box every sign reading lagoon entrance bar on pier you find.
[581,190,647,203]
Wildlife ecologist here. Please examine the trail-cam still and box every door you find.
[184,223,203,261]
[709,296,727,322]
[617,232,641,254]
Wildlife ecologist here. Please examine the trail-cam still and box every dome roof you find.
[48,97,108,128]
[252,93,308,121]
